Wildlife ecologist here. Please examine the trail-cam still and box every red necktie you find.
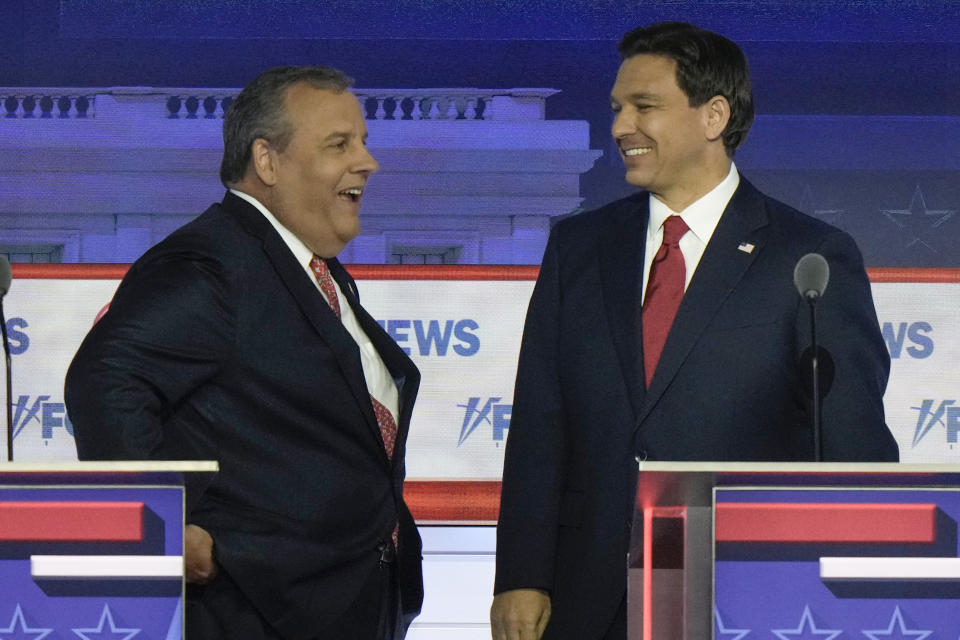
[310,255,400,546]
[309,255,398,458]
[642,216,689,387]
[309,255,341,318]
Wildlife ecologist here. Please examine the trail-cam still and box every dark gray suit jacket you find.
[66,192,422,639]
[494,178,898,639]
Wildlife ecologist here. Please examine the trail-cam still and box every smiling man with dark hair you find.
[66,66,422,640]
[491,22,897,640]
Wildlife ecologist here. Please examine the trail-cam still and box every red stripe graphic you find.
[405,481,501,523]
[715,503,938,543]
[0,502,144,542]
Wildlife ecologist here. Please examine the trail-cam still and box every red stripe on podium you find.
[715,503,938,543]
[0,502,144,541]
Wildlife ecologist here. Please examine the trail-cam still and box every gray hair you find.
[219,65,354,186]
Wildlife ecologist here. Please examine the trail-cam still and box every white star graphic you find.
[0,604,53,640]
[800,185,846,230]
[772,605,843,640]
[71,604,140,640]
[714,607,751,639]
[862,606,931,640]
[881,185,955,252]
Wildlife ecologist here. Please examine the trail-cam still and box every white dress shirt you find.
[230,189,400,425]
[641,163,741,304]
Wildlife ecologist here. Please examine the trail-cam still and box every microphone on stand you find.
[0,255,12,462]
[793,253,829,461]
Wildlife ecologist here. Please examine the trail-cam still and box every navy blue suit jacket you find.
[66,192,422,639]
[494,178,898,639]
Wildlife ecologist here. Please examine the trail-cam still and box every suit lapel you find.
[329,258,421,458]
[224,193,386,449]
[637,180,770,425]
[599,195,649,418]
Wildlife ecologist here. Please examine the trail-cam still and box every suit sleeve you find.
[65,252,234,460]
[494,230,568,594]
[803,231,899,461]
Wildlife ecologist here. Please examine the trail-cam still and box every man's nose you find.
[611,110,634,140]
[355,146,379,174]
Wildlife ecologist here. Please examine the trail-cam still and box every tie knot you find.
[661,216,689,245]
[309,255,333,281]
[309,254,341,318]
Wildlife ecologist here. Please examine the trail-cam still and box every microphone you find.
[0,255,10,297]
[799,346,834,400]
[793,253,828,462]
[793,252,829,301]
[0,255,11,461]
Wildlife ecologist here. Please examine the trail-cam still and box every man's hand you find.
[490,588,551,640]
[184,524,218,584]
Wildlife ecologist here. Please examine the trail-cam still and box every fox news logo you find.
[457,397,511,446]
[911,399,960,448]
[881,321,933,359]
[12,395,73,441]
[3,317,29,355]
[377,319,480,357]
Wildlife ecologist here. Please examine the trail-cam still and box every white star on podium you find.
[772,605,842,640]
[71,605,140,640]
[862,606,931,640]
[0,604,53,640]
[714,607,751,639]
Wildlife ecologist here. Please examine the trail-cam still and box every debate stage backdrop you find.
[3,4,960,637]
[2,1,959,465]
[2,1,959,267]
[4,264,960,468]
[3,0,960,469]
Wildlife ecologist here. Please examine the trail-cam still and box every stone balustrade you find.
[0,87,559,121]
[0,84,595,265]
[355,89,559,121]
[1,90,96,118]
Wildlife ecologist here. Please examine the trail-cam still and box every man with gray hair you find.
[66,65,422,639]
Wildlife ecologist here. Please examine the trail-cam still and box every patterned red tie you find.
[310,255,400,546]
[309,255,398,458]
[309,255,341,318]
[642,216,689,387]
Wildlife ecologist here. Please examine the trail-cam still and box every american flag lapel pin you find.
[737,242,755,254]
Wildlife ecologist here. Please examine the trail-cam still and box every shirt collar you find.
[230,189,315,268]
[648,162,740,243]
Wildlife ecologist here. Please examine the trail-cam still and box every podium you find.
[628,462,960,640]
[0,461,217,639]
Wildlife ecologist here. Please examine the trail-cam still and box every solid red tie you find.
[642,216,689,387]
[309,255,400,546]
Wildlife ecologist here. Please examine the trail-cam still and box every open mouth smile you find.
[339,187,364,203]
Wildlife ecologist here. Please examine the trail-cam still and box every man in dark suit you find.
[490,22,898,640]
[65,66,422,639]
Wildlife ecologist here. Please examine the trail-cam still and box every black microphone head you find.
[0,255,10,297]
[793,253,829,300]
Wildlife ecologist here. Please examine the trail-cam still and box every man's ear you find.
[703,95,731,143]
[251,138,278,186]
